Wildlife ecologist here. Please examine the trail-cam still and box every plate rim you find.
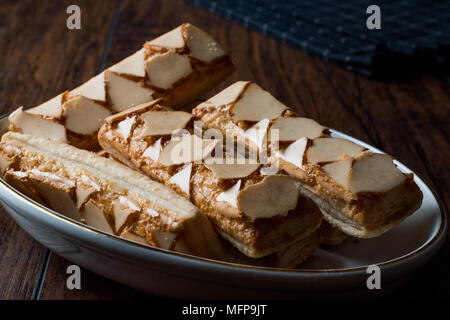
[0,115,446,275]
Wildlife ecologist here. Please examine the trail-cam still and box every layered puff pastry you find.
[192,81,423,238]
[0,131,227,260]
[8,23,234,151]
[98,100,323,259]
[318,221,347,246]
[0,132,318,268]
[225,228,321,268]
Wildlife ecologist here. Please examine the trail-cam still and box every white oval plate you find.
[0,115,446,298]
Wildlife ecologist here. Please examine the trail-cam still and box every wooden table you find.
[0,0,448,300]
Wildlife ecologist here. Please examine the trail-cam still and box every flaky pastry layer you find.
[0,132,225,259]
[98,102,323,258]
[8,23,234,151]
[192,81,423,238]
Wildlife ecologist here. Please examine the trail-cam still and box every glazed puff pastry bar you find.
[192,81,423,238]
[8,23,234,150]
[0,132,319,268]
[98,101,323,259]
[0,132,226,260]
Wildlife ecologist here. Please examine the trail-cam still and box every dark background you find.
[187,0,450,78]
[0,0,448,299]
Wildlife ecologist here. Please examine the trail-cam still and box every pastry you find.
[318,221,347,246]
[0,131,227,260]
[8,23,234,150]
[192,81,423,238]
[98,100,323,258]
[225,228,321,268]
[0,131,319,268]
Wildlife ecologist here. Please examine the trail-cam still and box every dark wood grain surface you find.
[0,0,448,299]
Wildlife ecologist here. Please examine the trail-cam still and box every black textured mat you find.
[187,0,450,77]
